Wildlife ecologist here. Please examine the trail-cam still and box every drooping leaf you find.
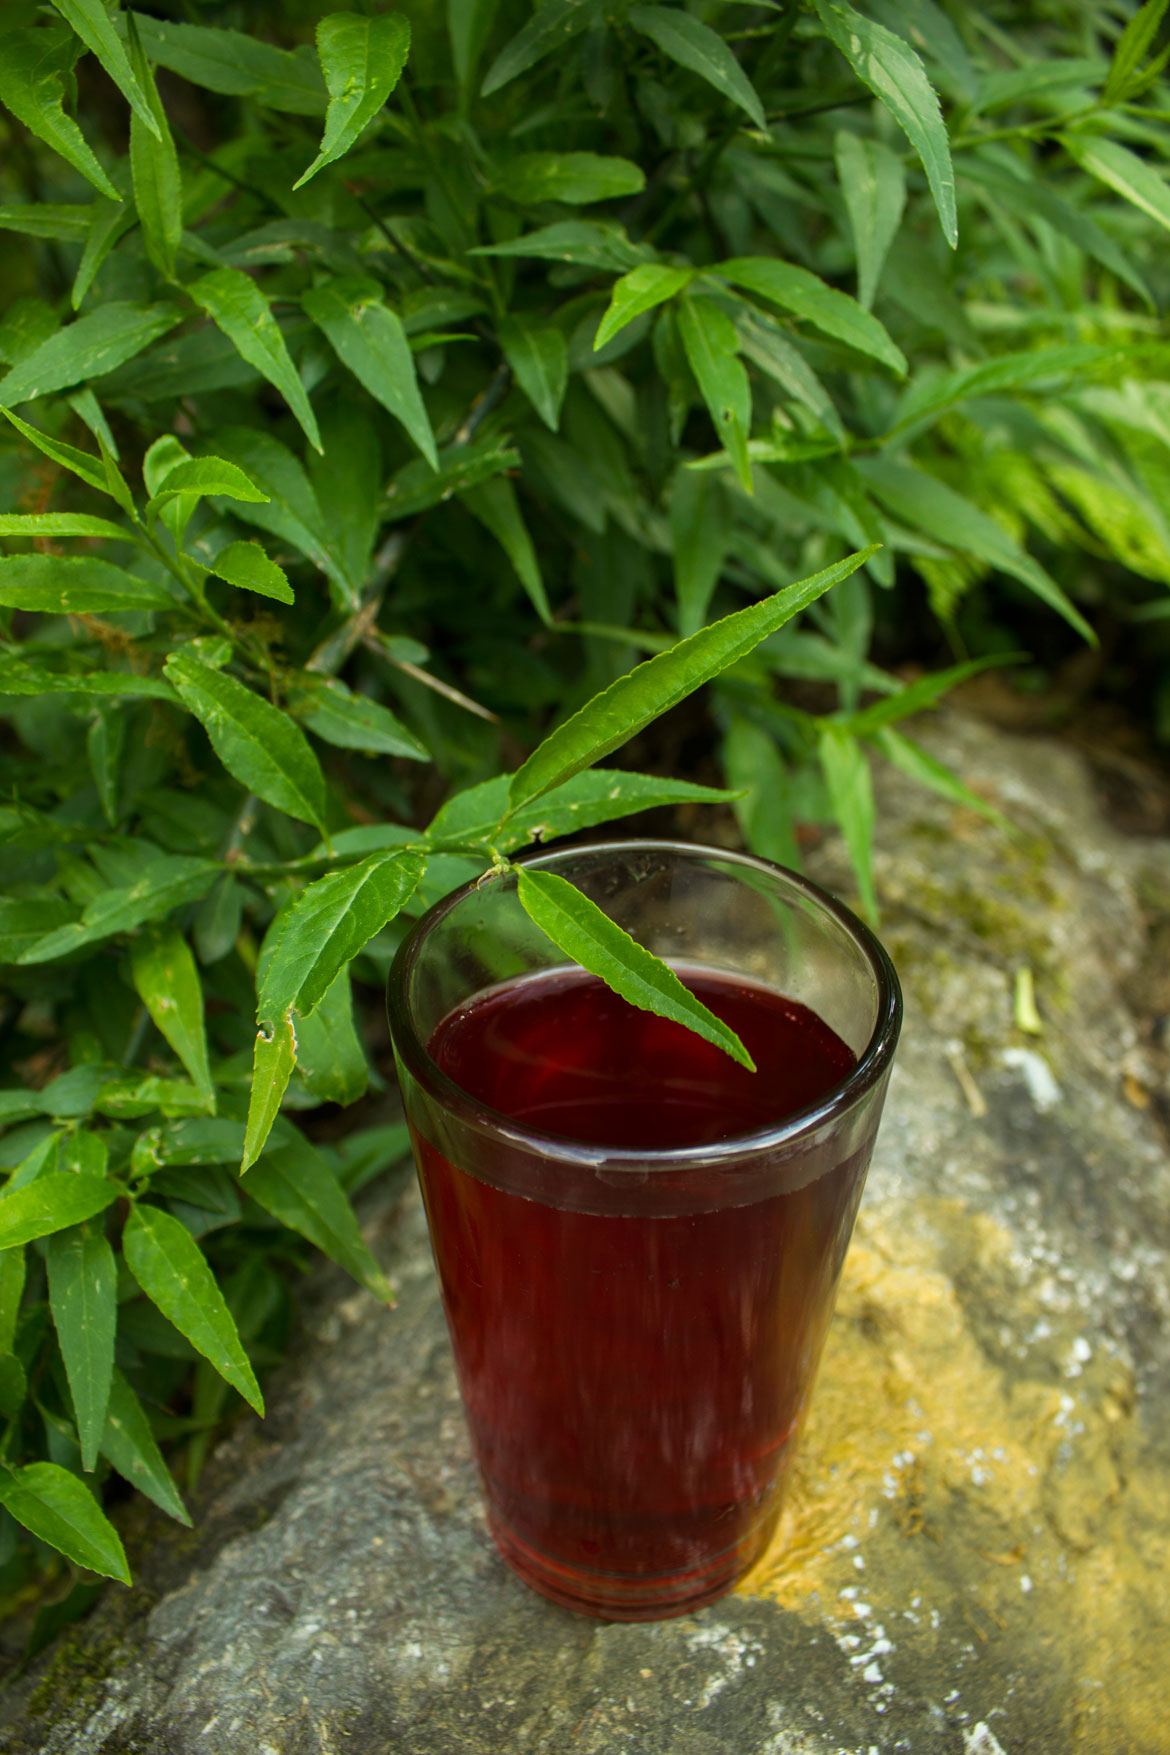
[594,264,693,352]
[130,921,214,1102]
[197,427,354,606]
[123,1205,263,1414]
[874,726,1007,825]
[1,408,129,503]
[628,5,765,129]
[818,725,877,924]
[462,476,552,624]
[506,548,875,812]
[811,0,957,248]
[517,867,753,1069]
[295,11,411,187]
[470,220,645,273]
[0,511,137,542]
[147,457,269,510]
[1061,135,1170,238]
[129,15,327,114]
[289,675,426,759]
[50,0,157,134]
[246,1138,391,1300]
[126,16,182,277]
[0,301,182,409]
[0,555,176,615]
[100,1368,190,1524]
[0,1463,129,1583]
[242,1014,297,1173]
[834,132,906,311]
[206,541,292,604]
[164,652,328,831]
[18,856,220,964]
[302,278,436,468]
[0,204,92,242]
[0,28,120,200]
[677,296,752,492]
[429,769,736,851]
[259,850,425,1024]
[495,152,644,205]
[722,716,800,871]
[498,315,567,431]
[481,0,600,95]
[293,970,369,1107]
[46,1224,117,1472]
[670,467,731,637]
[189,268,321,452]
[0,1175,118,1251]
[718,258,907,375]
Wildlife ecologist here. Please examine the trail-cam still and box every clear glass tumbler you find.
[387,840,901,1621]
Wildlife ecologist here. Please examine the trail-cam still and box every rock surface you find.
[2,711,1169,1755]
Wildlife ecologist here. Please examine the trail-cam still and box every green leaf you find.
[1104,0,1169,103]
[732,307,844,442]
[507,547,874,813]
[72,200,136,311]
[259,850,425,1024]
[1,408,126,502]
[19,855,220,964]
[874,725,1007,826]
[123,1205,263,1414]
[670,467,730,638]
[890,343,1127,436]
[242,1014,297,1172]
[431,769,736,851]
[628,5,765,130]
[189,268,321,453]
[594,264,693,352]
[147,457,269,510]
[481,0,600,95]
[856,457,1095,643]
[462,476,552,624]
[0,894,66,958]
[517,867,754,1069]
[0,301,181,409]
[295,11,411,188]
[811,0,957,248]
[100,1368,190,1524]
[0,555,176,615]
[1061,135,1170,239]
[50,0,158,135]
[0,1462,129,1583]
[834,132,905,311]
[0,29,120,200]
[125,16,182,277]
[973,58,1107,115]
[722,716,800,871]
[448,0,500,90]
[0,1250,26,1355]
[198,427,354,606]
[848,656,1017,737]
[818,726,877,925]
[208,541,293,605]
[290,674,426,759]
[130,921,213,1102]
[0,204,92,242]
[470,220,645,273]
[718,258,907,375]
[677,296,752,492]
[302,278,436,468]
[293,971,368,1107]
[496,152,644,206]
[384,437,519,523]
[164,652,328,831]
[0,660,176,701]
[0,511,132,542]
[46,1224,117,1473]
[247,1138,390,1300]
[130,15,327,114]
[0,1174,118,1251]
[498,315,567,432]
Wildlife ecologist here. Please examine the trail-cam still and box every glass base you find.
[486,1504,780,1622]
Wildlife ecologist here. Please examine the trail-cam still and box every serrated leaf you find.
[677,296,752,492]
[718,258,907,375]
[19,857,220,964]
[835,132,905,311]
[0,511,136,541]
[207,541,293,604]
[302,278,436,468]
[0,1174,118,1251]
[594,264,693,352]
[164,652,328,831]
[189,268,321,452]
[811,0,957,248]
[507,548,874,813]
[0,29,120,200]
[293,970,368,1106]
[1104,0,1169,103]
[517,867,753,1068]
[130,921,213,1102]
[628,5,765,129]
[148,457,269,511]
[0,660,177,701]
[50,0,158,136]
[0,301,181,409]
[429,769,735,852]
[462,476,551,624]
[481,0,600,95]
[891,343,1124,436]
[1,409,126,502]
[123,1205,262,1413]
[0,1462,129,1583]
[1062,134,1170,238]
[495,152,644,205]
[130,15,327,114]
[0,204,92,241]
[247,1137,390,1299]
[290,675,426,758]
[670,466,730,637]
[197,427,354,607]
[874,725,1006,825]
[259,850,425,1024]
[818,725,877,924]
[242,1014,297,1172]
[470,220,645,272]
[0,554,176,615]
[498,314,567,432]
[100,1368,190,1524]
[295,11,411,188]
[46,1224,116,1472]
[125,16,181,276]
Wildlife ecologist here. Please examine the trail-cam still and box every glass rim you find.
[386,838,902,1171]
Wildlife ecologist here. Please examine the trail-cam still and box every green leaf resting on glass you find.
[516,867,754,1071]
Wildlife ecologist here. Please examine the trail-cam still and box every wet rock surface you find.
[2,711,1168,1755]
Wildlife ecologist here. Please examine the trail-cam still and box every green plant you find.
[0,0,1167,1623]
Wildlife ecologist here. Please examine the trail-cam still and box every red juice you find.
[411,966,865,1619]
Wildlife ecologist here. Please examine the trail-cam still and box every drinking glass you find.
[387,840,901,1621]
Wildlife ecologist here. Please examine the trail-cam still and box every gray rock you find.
[3,712,1168,1755]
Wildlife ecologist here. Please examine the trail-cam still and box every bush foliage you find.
[0,0,1167,1623]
